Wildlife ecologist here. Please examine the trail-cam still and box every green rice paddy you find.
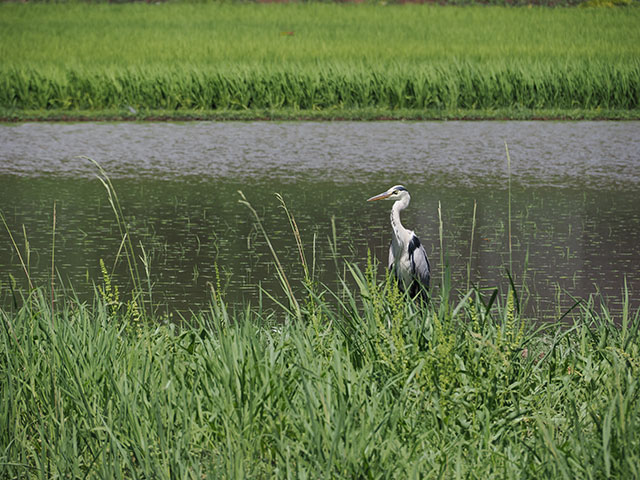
[1,2,639,119]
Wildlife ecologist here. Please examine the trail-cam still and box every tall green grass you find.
[2,169,639,478]
[1,3,638,115]
[1,262,639,477]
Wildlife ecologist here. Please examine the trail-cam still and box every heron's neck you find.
[390,197,411,245]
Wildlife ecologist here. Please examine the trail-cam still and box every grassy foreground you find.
[2,267,639,478]
[1,3,639,119]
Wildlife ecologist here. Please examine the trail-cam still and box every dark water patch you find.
[1,121,639,320]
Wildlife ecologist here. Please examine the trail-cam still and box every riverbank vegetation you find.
[1,2,639,120]
[2,252,639,478]
[2,172,640,478]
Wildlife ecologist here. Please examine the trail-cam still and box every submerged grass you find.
[2,169,639,478]
[1,3,639,118]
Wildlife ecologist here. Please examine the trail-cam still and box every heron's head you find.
[367,185,409,203]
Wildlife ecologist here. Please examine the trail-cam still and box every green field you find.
[1,2,639,119]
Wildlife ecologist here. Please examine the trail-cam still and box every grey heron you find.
[367,185,431,300]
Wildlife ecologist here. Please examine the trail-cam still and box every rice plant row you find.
[2,61,638,112]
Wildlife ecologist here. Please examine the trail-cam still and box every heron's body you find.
[368,185,430,299]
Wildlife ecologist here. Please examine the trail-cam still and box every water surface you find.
[1,121,639,320]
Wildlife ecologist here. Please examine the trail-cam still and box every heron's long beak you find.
[367,191,391,202]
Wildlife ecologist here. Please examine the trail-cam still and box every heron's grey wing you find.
[408,235,431,289]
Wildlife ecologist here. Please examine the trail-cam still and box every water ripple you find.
[1,121,639,188]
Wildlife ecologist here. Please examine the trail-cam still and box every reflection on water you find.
[1,121,639,320]
[2,121,640,188]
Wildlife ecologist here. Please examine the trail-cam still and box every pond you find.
[1,121,639,321]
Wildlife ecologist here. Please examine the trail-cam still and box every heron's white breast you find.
[394,250,414,285]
